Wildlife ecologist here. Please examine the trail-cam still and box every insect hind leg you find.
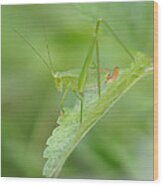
[73,91,84,124]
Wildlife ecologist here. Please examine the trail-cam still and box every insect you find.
[14,18,134,124]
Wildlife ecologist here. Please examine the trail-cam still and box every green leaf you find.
[43,52,153,178]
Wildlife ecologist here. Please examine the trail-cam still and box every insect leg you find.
[59,84,70,114]
[78,19,103,96]
[80,97,84,124]
[95,19,103,97]
[78,38,96,94]
[102,20,135,62]
[73,91,84,124]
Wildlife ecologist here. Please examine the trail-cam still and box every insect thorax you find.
[52,72,78,92]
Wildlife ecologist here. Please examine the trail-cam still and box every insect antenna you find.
[14,29,52,72]
[43,28,55,75]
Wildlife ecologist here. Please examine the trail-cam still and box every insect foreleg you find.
[59,84,70,114]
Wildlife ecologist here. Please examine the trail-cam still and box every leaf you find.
[43,52,153,178]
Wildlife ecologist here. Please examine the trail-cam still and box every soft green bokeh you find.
[2,2,154,180]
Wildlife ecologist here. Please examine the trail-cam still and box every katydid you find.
[14,18,134,124]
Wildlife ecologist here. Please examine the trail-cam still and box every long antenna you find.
[102,20,135,62]
[14,29,52,72]
[43,28,55,74]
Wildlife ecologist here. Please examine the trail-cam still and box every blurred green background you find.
[2,1,154,180]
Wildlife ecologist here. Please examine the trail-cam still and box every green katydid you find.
[14,18,135,124]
